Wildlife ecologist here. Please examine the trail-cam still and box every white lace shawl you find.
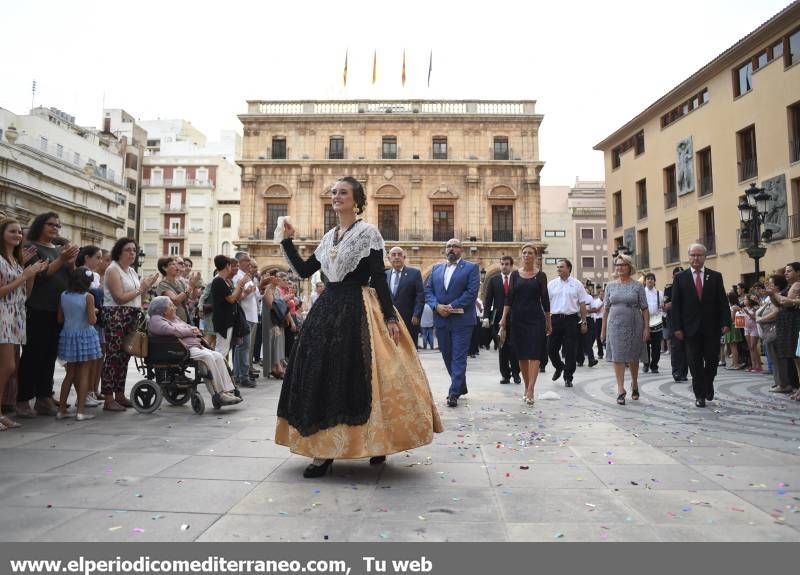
[312,222,385,282]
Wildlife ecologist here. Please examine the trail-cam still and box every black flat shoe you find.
[695,398,706,408]
[369,455,386,465]
[446,395,458,407]
[631,385,639,400]
[303,459,334,478]
[552,368,562,381]
[616,391,626,405]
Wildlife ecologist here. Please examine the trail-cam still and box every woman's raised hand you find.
[283,220,296,239]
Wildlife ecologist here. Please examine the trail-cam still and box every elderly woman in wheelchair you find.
[140,296,242,413]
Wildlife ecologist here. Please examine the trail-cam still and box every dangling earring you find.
[353,206,360,215]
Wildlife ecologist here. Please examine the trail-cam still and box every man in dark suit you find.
[424,238,480,407]
[663,266,689,382]
[670,243,731,407]
[386,247,425,347]
[483,256,521,384]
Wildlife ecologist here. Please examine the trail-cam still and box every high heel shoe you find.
[616,391,627,405]
[631,385,639,400]
[525,396,535,406]
[369,455,386,465]
[0,416,20,429]
[303,459,333,478]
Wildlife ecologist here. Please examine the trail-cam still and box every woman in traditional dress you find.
[276,176,443,478]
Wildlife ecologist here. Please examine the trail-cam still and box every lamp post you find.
[737,182,772,281]
[133,248,145,272]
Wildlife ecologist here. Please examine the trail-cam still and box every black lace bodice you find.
[281,238,396,322]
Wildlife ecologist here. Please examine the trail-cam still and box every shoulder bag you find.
[122,311,149,357]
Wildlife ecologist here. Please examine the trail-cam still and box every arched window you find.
[222,213,231,228]
[221,241,231,257]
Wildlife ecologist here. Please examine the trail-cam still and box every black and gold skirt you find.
[275,284,443,459]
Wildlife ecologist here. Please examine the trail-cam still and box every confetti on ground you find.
[181,524,190,531]
[519,465,530,470]
[379,533,389,539]
[151,515,165,520]
[554,532,564,539]
[418,515,426,521]
[585,503,596,508]
[278,511,289,516]
[108,526,122,532]
[132,528,145,533]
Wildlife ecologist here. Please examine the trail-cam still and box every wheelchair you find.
[131,335,240,415]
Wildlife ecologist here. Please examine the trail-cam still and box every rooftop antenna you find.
[31,80,37,110]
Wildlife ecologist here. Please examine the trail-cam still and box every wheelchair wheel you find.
[163,387,191,406]
[131,380,162,414]
[190,392,205,415]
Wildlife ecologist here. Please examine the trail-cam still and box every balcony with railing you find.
[613,213,622,229]
[635,252,650,270]
[738,158,758,182]
[637,202,648,220]
[697,235,716,255]
[163,203,187,213]
[142,178,213,188]
[699,175,713,196]
[161,228,186,238]
[790,213,800,239]
[791,140,800,164]
[246,100,538,116]
[663,245,680,264]
[246,227,532,244]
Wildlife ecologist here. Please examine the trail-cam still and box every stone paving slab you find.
[0,348,798,542]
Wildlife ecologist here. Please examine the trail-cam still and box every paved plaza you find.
[0,348,798,542]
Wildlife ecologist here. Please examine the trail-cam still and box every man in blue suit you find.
[424,238,480,407]
[386,247,425,347]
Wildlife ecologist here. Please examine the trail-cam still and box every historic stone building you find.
[236,99,545,294]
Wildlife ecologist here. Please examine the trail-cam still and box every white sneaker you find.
[84,396,101,407]
[221,392,243,404]
[76,412,96,421]
[55,411,74,420]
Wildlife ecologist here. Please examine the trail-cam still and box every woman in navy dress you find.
[498,244,552,405]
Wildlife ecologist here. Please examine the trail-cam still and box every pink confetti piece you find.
[132,528,145,533]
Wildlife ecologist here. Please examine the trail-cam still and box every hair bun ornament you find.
[84,269,93,277]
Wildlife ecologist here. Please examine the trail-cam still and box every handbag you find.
[734,312,746,329]
[122,312,148,357]
[761,322,777,343]
[271,297,288,324]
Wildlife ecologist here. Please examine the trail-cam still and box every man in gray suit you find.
[386,247,425,347]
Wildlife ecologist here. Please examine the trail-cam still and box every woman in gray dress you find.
[601,254,650,405]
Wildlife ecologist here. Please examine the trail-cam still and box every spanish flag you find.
[402,50,406,87]
[372,50,377,84]
[343,49,348,86]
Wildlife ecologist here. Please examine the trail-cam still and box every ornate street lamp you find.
[133,248,146,271]
[737,182,773,280]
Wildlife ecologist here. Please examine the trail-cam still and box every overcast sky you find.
[1,0,791,185]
